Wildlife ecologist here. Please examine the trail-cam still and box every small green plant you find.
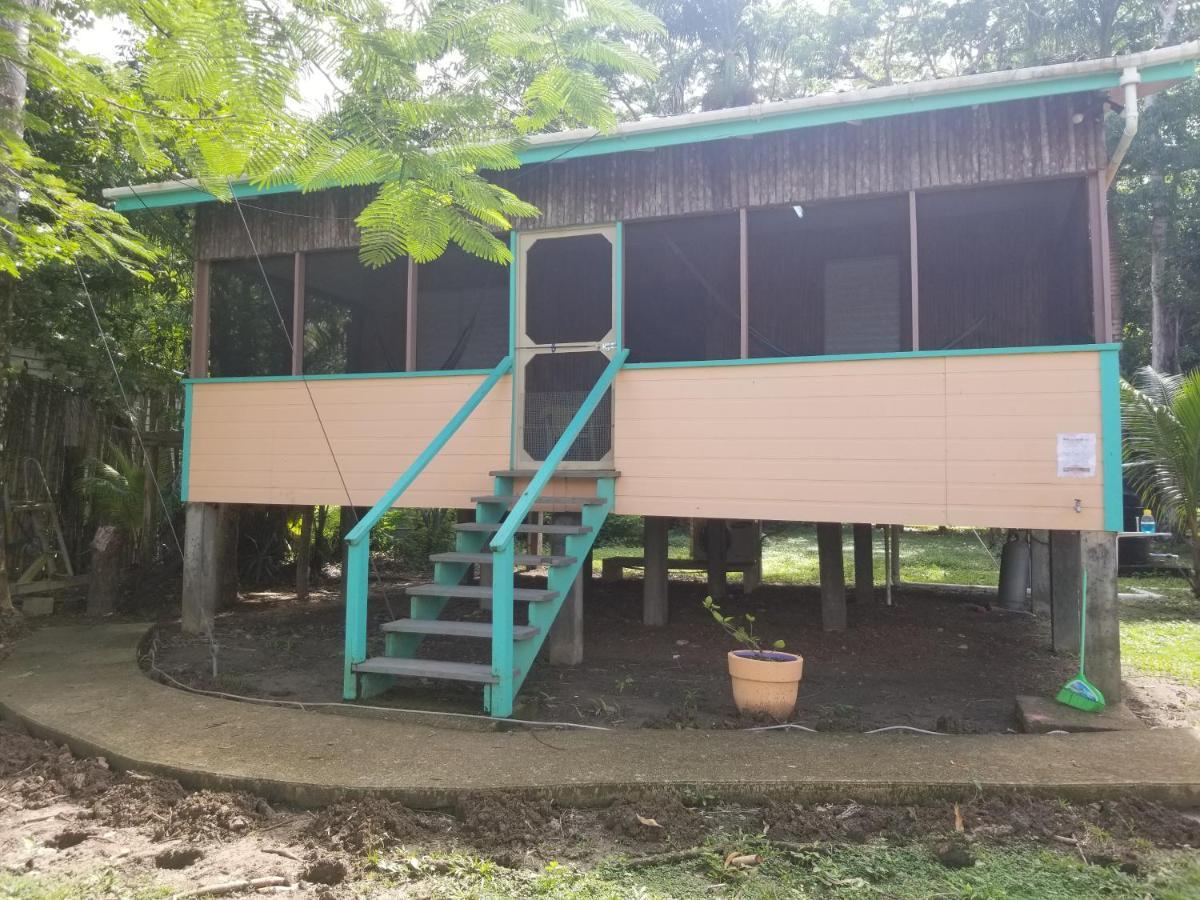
[614,675,634,694]
[703,596,786,657]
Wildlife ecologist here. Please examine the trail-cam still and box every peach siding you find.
[610,352,1106,530]
[186,351,1106,530]
[186,375,510,507]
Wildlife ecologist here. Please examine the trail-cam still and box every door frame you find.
[513,224,619,470]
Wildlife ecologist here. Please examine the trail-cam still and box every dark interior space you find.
[524,232,613,345]
[416,244,509,370]
[624,213,739,362]
[303,250,406,374]
[748,196,911,358]
[208,256,294,377]
[917,178,1094,349]
[522,350,613,462]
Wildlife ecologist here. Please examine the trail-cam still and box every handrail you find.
[345,355,513,545]
[490,349,629,551]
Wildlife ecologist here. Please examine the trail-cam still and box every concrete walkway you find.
[2,624,1198,809]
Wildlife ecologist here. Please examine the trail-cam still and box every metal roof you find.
[104,40,1200,212]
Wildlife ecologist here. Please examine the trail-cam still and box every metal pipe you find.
[1105,66,1142,188]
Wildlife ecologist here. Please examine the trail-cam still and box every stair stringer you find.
[495,476,614,707]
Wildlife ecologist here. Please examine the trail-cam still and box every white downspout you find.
[1105,66,1142,188]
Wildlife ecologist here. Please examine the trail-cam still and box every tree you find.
[0,0,662,610]
[1121,366,1200,596]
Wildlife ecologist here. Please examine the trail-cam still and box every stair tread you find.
[405,583,559,602]
[430,551,576,567]
[454,522,591,535]
[381,619,540,640]
[491,469,620,479]
[473,495,605,507]
[354,657,513,683]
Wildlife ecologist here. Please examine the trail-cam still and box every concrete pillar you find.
[817,522,847,632]
[705,519,728,602]
[547,512,583,665]
[1049,530,1082,653]
[889,524,902,584]
[1081,531,1121,702]
[852,523,873,604]
[1029,529,1051,618]
[643,516,669,626]
[182,502,224,635]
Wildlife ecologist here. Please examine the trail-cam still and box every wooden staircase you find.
[341,348,628,717]
[350,471,615,714]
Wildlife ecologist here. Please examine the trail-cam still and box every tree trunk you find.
[1148,170,1174,371]
[1147,1,1180,372]
[0,0,40,615]
[296,506,313,601]
[87,525,123,616]
[1191,535,1200,598]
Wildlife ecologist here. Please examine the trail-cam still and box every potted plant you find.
[703,597,803,719]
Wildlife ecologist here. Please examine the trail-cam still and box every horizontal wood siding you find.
[186,375,510,507]
[610,351,1105,530]
[195,94,1105,259]
[186,351,1106,529]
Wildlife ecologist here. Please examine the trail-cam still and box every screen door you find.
[516,227,617,469]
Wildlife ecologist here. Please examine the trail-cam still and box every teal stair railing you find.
[342,355,513,700]
[484,348,629,716]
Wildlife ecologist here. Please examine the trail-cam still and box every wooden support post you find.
[86,525,122,616]
[190,260,210,378]
[643,516,669,626]
[291,252,305,376]
[296,506,314,601]
[547,512,583,665]
[217,505,239,609]
[817,522,847,632]
[1082,530,1121,702]
[853,523,873,604]
[705,519,728,601]
[140,396,161,568]
[1029,529,1051,618]
[1049,530,1082,653]
[889,524,902,584]
[182,502,223,634]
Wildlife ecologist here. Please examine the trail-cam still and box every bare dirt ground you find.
[149,574,1080,733]
[2,719,1199,897]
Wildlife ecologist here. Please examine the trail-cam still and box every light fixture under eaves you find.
[792,205,804,218]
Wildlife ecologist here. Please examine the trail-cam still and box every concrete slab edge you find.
[2,697,1198,811]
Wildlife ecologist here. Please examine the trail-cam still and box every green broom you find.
[1054,569,1107,713]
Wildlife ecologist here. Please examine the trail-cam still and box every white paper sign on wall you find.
[1057,433,1097,478]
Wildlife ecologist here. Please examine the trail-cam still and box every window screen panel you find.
[624,214,740,363]
[416,244,509,370]
[209,256,294,377]
[748,197,911,358]
[916,179,1093,350]
[303,250,406,375]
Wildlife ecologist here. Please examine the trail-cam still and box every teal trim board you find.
[508,231,519,469]
[112,179,301,212]
[183,367,494,385]
[1099,347,1124,533]
[180,382,193,503]
[624,342,1122,370]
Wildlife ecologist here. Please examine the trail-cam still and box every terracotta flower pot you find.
[726,650,804,719]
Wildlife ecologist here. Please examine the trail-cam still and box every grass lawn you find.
[592,519,1200,689]
[5,844,1198,900]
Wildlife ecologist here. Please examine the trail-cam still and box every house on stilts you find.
[106,43,1200,717]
